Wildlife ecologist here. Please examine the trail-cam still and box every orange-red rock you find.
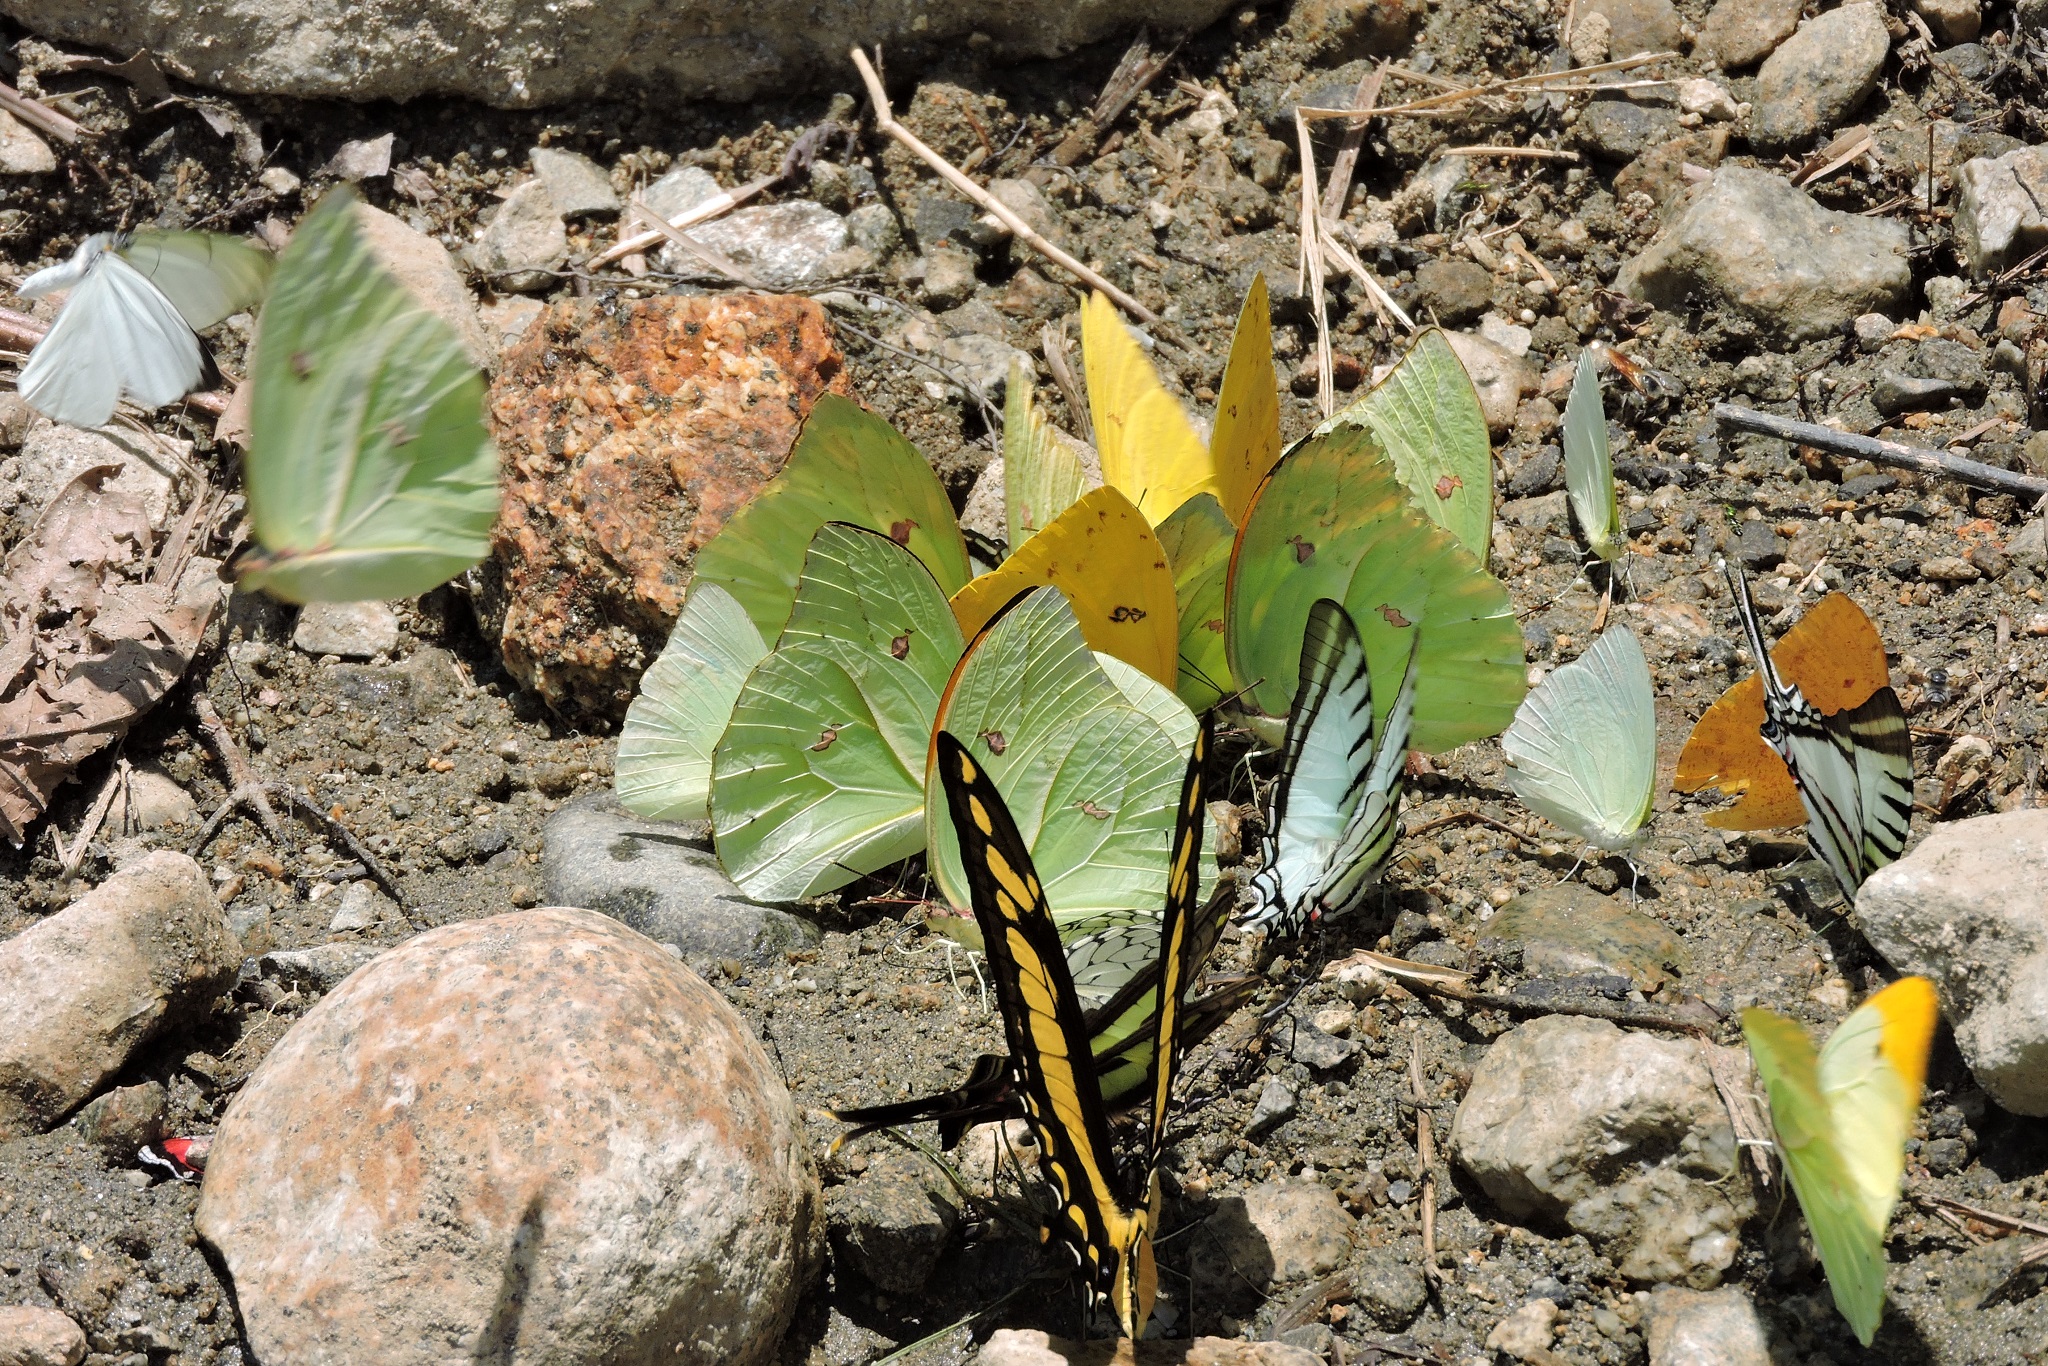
[482,294,848,721]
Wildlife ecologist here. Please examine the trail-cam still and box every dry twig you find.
[1714,404,2048,499]
[1292,110,1335,417]
[1439,144,1581,161]
[1409,1038,1443,1287]
[0,80,81,145]
[1298,52,1675,121]
[850,46,1159,326]
[1703,1040,1774,1185]
[587,172,779,269]
[1319,63,1386,223]
[624,195,770,290]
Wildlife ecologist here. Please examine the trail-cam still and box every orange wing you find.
[1673,593,1892,829]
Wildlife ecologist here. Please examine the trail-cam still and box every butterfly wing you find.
[118,231,274,331]
[1501,627,1655,850]
[1316,629,1421,916]
[1081,291,1215,523]
[1245,599,1372,932]
[1744,1005,1890,1346]
[18,250,203,427]
[1209,274,1281,526]
[932,730,1154,1337]
[1817,978,1936,1243]
[1725,566,1911,902]
[1563,348,1620,563]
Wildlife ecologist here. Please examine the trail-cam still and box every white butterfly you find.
[1563,346,1622,565]
[1241,598,1421,939]
[15,230,273,428]
[1501,625,1656,873]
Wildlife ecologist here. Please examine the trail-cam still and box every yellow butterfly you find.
[1744,976,1938,1346]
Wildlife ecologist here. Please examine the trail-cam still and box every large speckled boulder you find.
[196,907,821,1366]
[480,294,848,722]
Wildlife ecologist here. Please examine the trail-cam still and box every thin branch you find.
[1293,109,1334,418]
[850,46,1160,326]
[1298,52,1675,120]
[624,196,770,290]
[1439,144,1582,161]
[1319,63,1386,223]
[586,172,779,269]
[1409,1038,1443,1287]
[1714,404,2048,499]
[0,80,81,145]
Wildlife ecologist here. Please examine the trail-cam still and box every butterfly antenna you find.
[1719,558,1783,703]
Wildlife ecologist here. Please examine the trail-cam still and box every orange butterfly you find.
[1673,592,1892,829]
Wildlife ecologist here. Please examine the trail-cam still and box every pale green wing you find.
[1318,328,1493,558]
[1155,492,1237,712]
[239,189,498,603]
[615,583,768,822]
[1563,347,1621,563]
[119,230,274,331]
[1226,424,1525,752]
[1500,626,1655,850]
[1745,1006,1887,1347]
[927,587,1195,934]
[692,395,972,644]
[1003,358,1091,551]
[710,523,966,900]
[1816,979,1937,1260]
[1062,914,1161,1008]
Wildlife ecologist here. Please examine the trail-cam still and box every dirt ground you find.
[1,1,2047,1363]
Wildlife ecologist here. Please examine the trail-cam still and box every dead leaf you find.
[54,50,175,104]
[0,469,219,846]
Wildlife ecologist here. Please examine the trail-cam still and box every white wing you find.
[1315,635,1419,915]
[1501,626,1655,850]
[615,582,769,823]
[119,231,274,330]
[17,236,110,299]
[19,250,204,427]
[1563,347,1619,561]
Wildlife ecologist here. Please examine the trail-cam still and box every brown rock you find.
[482,294,849,721]
[1580,0,1683,57]
[71,1080,167,1160]
[1288,0,1427,58]
[1695,0,1803,68]
[0,1306,86,1366]
[1480,885,1690,991]
[0,852,239,1140]
[197,907,822,1366]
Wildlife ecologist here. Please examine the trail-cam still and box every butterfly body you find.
[1724,566,1912,903]
[1242,598,1420,939]
[930,717,1211,1339]
[17,230,272,428]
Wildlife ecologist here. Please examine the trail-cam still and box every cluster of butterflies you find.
[829,346,1936,1346]
[8,192,498,603]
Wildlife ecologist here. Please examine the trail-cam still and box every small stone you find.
[0,853,240,1139]
[19,420,184,525]
[1914,0,1981,45]
[259,165,301,196]
[1413,258,1494,324]
[1918,555,1982,582]
[72,1080,167,1161]
[1695,0,1803,69]
[1193,1179,1356,1305]
[1479,885,1689,991]
[1858,811,2048,1115]
[542,792,819,963]
[986,178,1063,245]
[1351,1247,1428,1328]
[528,146,621,218]
[1289,1017,1362,1069]
[1643,1286,1772,1366]
[326,881,392,933]
[1750,3,1891,152]
[259,942,379,994]
[292,600,400,658]
[1509,446,1564,497]
[1569,11,1613,64]
[1477,312,1533,357]
[0,1306,87,1366]
[199,908,821,1366]
[319,133,394,180]
[1575,100,1683,162]
[469,178,568,293]
[105,766,197,832]
[844,203,903,257]
[921,242,980,311]
[1247,1076,1299,1136]
[1853,312,1895,352]
[479,294,546,355]
[642,166,726,223]
[1581,0,1683,56]
[930,331,1032,401]
[1486,1298,1559,1362]
[352,200,493,367]
[1451,1016,1753,1286]
[1618,168,1911,344]
[1675,78,1743,122]
[824,1150,962,1294]
[1444,330,1535,435]
[1503,490,1572,538]
[675,202,848,290]
[1954,145,2048,279]
[1937,41,1996,82]
[1839,472,1900,500]
[0,109,55,174]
